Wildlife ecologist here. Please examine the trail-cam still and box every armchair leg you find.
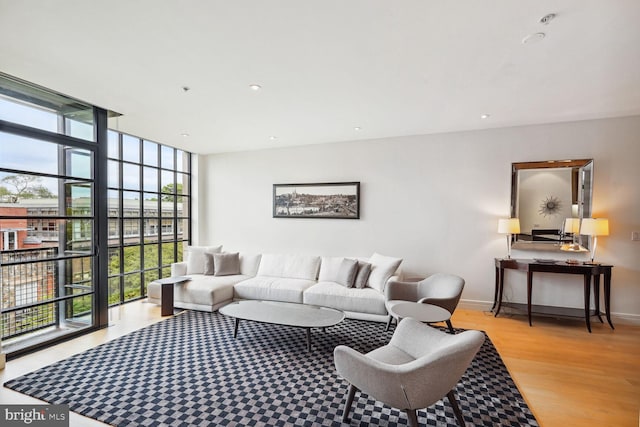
[446,390,466,427]
[446,319,455,334]
[342,384,357,422]
[405,409,419,427]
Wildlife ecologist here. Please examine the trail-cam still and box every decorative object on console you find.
[273,182,360,219]
[498,218,520,259]
[560,218,588,252]
[580,218,609,263]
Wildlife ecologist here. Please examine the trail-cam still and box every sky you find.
[1,95,187,197]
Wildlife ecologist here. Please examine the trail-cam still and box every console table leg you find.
[495,267,505,317]
[593,275,603,323]
[584,274,592,333]
[527,271,533,326]
[492,266,499,311]
[306,328,311,352]
[604,270,615,330]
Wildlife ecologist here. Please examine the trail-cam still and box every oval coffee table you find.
[219,300,345,352]
[388,301,453,333]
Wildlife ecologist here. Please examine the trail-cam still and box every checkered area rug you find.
[5,310,537,426]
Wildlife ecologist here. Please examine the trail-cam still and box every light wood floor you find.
[1,301,639,427]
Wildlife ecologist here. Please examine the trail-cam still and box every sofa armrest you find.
[171,262,187,277]
[385,280,419,301]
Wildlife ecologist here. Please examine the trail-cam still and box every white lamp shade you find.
[580,218,609,236]
[498,218,520,234]
[564,218,581,234]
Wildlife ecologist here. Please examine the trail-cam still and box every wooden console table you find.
[493,258,614,333]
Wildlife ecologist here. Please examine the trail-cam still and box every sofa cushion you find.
[203,253,215,275]
[240,253,262,276]
[256,254,320,280]
[214,252,240,276]
[368,252,402,293]
[335,258,358,287]
[174,274,247,307]
[303,282,387,315]
[354,261,372,289]
[234,276,316,303]
[318,256,344,282]
[185,245,223,274]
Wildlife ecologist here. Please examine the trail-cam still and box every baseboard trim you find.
[458,299,493,312]
[458,299,640,325]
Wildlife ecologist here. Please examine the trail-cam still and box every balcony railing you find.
[1,247,58,340]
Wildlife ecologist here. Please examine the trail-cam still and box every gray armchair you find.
[334,318,484,426]
[385,273,465,333]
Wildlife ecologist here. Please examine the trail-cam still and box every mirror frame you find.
[511,159,593,251]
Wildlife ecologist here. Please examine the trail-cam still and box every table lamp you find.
[498,218,520,259]
[563,218,581,236]
[580,218,609,263]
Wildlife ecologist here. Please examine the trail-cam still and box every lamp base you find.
[582,261,602,265]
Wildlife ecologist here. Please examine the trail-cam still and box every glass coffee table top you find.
[219,300,345,352]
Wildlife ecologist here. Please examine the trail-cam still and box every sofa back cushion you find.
[318,256,345,282]
[257,254,321,280]
[239,253,262,276]
[367,252,403,293]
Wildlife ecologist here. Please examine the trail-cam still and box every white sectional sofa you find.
[148,247,403,323]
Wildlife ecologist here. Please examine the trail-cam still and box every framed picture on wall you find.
[273,182,360,219]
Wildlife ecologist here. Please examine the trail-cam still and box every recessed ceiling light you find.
[522,32,545,44]
[181,133,190,137]
[249,84,262,91]
[181,86,190,92]
[480,114,490,119]
[269,136,277,140]
[354,127,362,131]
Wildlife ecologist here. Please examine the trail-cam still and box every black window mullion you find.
[118,132,125,304]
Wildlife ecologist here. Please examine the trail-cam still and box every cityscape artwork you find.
[273,182,360,219]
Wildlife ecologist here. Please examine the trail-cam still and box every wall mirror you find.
[511,159,593,251]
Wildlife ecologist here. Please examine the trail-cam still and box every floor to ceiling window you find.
[106,130,190,305]
[0,74,102,355]
[0,73,191,357]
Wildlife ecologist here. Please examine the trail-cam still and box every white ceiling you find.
[1,1,639,154]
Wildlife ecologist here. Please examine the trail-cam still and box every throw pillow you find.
[367,252,402,293]
[335,258,358,287]
[185,245,223,275]
[203,253,215,275]
[354,261,372,289]
[213,252,241,276]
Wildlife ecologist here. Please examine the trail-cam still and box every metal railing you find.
[1,247,58,339]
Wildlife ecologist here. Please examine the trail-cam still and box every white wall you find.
[200,116,640,321]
